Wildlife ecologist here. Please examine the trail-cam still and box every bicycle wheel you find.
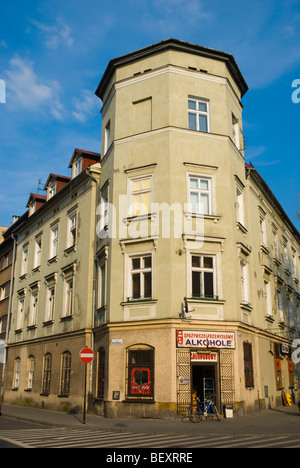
[213,405,221,422]
[188,406,202,423]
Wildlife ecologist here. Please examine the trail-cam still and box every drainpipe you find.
[0,231,17,401]
[86,166,100,395]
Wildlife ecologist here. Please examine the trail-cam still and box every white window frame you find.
[45,286,55,322]
[13,358,21,389]
[99,185,109,232]
[127,253,153,301]
[188,175,212,216]
[0,285,5,301]
[264,280,272,318]
[97,255,106,309]
[21,246,28,276]
[26,356,35,390]
[17,298,24,330]
[128,175,152,217]
[67,213,77,248]
[50,225,59,259]
[188,97,210,133]
[104,120,111,154]
[236,185,245,226]
[190,254,216,299]
[232,113,240,149]
[64,278,73,317]
[277,289,284,323]
[73,157,82,178]
[49,182,56,199]
[29,292,38,327]
[240,259,250,304]
[34,237,42,269]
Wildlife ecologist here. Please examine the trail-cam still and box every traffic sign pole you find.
[80,347,94,425]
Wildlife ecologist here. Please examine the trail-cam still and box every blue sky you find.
[0,0,299,229]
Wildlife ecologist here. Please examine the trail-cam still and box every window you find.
[126,346,154,400]
[129,255,152,300]
[21,247,28,276]
[277,289,285,323]
[26,356,35,391]
[34,237,42,268]
[264,280,272,317]
[188,98,209,132]
[42,353,52,395]
[97,255,106,309]
[64,279,73,317]
[29,292,38,327]
[104,121,111,154]
[45,286,55,322]
[17,298,24,330]
[243,342,254,388]
[98,185,108,232]
[60,352,71,396]
[260,215,267,247]
[67,213,77,248]
[236,186,245,226]
[49,182,56,199]
[129,176,152,217]
[189,176,211,215]
[73,157,82,177]
[13,358,21,389]
[191,255,215,299]
[240,259,250,304]
[50,225,58,258]
[273,229,279,260]
[232,114,240,149]
[0,285,6,301]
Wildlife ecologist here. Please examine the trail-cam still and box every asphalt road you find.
[0,417,45,448]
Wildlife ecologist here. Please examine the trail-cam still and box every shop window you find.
[274,343,283,390]
[126,345,154,400]
[243,342,254,389]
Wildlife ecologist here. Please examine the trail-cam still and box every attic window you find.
[49,182,56,199]
[73,157,82,178]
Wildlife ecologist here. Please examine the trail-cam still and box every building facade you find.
[1,40,299,419]
[92,39,300,418]
[3,149,100,411]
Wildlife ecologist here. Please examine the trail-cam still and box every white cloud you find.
[30,17,74,50]
[5,55,65,119]
[72,89,99,123]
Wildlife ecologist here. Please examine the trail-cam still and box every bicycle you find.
[188,396,221,422]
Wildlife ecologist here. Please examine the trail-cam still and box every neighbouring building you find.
[0,214,27,399]
[3,149,100,411]
[91,39,300,418]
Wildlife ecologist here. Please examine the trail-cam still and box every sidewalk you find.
[2,403,300,435]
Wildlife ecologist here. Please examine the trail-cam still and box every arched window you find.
[60,351,71,396]
[126,345,154,400]
[13,357,21,389]
[41,353,52,395]
[26,355,35,391]
[97,348,105,399]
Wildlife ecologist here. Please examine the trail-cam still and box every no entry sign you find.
[80,347,94,364]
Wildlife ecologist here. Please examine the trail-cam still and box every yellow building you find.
[92,39,300,418]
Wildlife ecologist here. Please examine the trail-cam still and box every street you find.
[1,405,300,449]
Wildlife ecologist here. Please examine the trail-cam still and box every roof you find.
[68,148,101,168]
[26,193,47,207]
[95,38,248,100]
[43,173,71,190]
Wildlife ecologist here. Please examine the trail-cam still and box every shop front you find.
[176,330,236,416]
